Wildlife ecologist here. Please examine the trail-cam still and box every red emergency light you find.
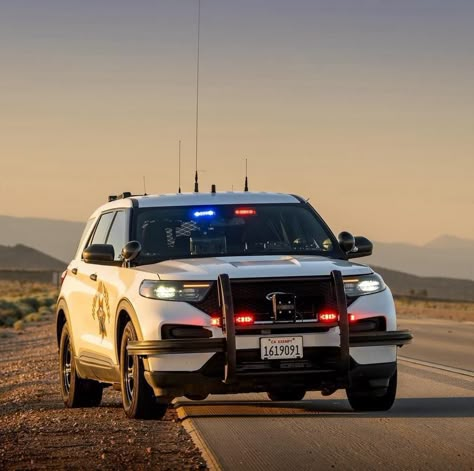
[235,208,257,216]
[210,313,255,327]
[319,312,338,323]
[235,313,255,326]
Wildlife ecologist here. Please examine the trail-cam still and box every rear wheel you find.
[346,369,397,412]
[59,323,103,407]
[267,389,306,401]
[120,321,168,419]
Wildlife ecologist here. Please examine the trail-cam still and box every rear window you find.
[133,204,341,264]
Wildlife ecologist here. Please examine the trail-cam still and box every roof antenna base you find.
[194,171,199,193]
[244,158,249,192]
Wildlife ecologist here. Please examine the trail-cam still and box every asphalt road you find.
[175,318,474,470]
[398,318,474,372]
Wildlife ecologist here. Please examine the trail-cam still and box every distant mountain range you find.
[0,240,472,302]
[0,215,84,263]
[365,235,474,281]
[372,266,474,303]
[0,215,472,281]
[0,244,66,271]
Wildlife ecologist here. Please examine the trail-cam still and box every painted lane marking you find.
[399,355,474,378]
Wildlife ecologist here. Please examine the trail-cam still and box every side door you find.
[91,209,130,367]
[67,211,117,371]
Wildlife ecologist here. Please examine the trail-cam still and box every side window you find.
[89,212,115,246]
[74,218,96,260]
[106,211,128,261]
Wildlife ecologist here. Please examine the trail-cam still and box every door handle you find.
[90,273,98,281]
[71,268,78,275]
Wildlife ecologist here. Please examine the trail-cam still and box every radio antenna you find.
[178,140,182,194]
[143,176,147,195]
[194,0,201,193]
[244,158,249,192]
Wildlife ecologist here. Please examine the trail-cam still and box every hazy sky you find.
[1,0,473,245]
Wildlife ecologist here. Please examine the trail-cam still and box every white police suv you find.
[57,191,412,419]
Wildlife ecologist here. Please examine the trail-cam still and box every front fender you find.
[55,298,76,355]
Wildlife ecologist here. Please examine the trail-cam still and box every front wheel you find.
[59,323,103,407]
[184,394,209,401]
[346,369,397,412]
[120,321,168,420]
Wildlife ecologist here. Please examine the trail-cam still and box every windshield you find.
[133,203,342,264]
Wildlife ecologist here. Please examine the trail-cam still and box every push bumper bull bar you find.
[127,271,412,385]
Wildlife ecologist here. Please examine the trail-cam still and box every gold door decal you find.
[92,281,111,338]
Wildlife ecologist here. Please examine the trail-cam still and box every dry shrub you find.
[24,312,43,323]
[13,320,24,331]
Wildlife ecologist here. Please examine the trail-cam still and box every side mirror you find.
[338,231,355,253]
[348,236,373,259]
[83,244,115,263]
[121,241,142,264]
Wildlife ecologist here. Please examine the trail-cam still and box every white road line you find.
[399,355,474,378]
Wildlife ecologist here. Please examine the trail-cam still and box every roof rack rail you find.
[108,191,132,202]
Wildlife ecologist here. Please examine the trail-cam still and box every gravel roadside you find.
[0,318,207,470]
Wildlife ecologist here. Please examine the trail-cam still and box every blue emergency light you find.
[193,209,216,218]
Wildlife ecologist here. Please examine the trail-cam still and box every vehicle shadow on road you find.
[176,396,474,419]
[388,397,474,418]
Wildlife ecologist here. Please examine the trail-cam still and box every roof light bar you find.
[193,209,216,218]
[235,208,257,216]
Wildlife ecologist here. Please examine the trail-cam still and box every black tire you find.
[184,393,209,401]
[267,389,306,401]
[346,369,397,412]
[59,323,103,408]
[120,321,168,420]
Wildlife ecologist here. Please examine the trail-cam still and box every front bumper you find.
[128,330,411,356]
[143,358,398,397]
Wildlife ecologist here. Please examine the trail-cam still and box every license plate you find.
[260,336,303,360]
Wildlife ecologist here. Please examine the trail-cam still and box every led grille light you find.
[209,314,255,327]
[319,312,356,323]
[235,314,255,325]
[319,312,338,323]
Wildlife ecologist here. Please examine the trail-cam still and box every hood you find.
[136,255,373,280]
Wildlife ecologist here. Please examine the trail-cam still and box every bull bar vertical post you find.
[331,270,350,385]
[218,274,237,384]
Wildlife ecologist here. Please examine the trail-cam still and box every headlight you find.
[343,273,385,296]
[140,280,212,302]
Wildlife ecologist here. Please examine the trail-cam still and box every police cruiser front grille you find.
[192,277,357,323]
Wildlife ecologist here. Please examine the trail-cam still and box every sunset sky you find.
[1,1,473,245]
